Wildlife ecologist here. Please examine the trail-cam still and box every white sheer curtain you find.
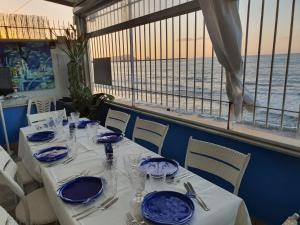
[197,0,254,119]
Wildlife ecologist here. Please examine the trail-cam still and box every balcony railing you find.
[0,13,73,40]
[85,0,300,135]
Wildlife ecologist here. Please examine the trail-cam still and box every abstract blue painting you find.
[0,41,55,91]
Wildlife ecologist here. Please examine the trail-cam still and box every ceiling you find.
[44,0,79,7]
[44,0,118,16]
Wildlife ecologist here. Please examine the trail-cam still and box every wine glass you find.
[123,154,146,216]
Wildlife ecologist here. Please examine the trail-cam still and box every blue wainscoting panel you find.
[110,105,300,225]
[0,105,28,145]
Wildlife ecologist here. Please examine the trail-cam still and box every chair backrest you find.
[0,206,19,225]
[27,109,67,126]
[0,146,30,225]
[105,108,131,134]
[185,137,250,195]
[0,146,17,186]
[27,96,56,115]
[132,117,169,155]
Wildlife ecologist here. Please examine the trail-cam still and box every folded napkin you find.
[36,149,68,158]
[69,120,96,129]
[27,131,55,142]
[33,146,68,162]
[96,132,123,143]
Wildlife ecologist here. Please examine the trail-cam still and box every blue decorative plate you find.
[33,146,68,162]
[27,131,55,142]
[141,191,194,225]
[96,132,123,143]
[139,158,179,177]
[57,176,103,204]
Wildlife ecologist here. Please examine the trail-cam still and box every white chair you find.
[185,137,250,195]
[0,206,19,225]
[105,108,131,134]
[27,96,56,115]
[27,109,67,126]
[0,150,56,225]
[132,117,169,155]
[0,146,35,189]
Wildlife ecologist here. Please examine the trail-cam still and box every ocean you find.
[102,53,300,131]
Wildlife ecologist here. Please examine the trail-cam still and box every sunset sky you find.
[0,0,299,57]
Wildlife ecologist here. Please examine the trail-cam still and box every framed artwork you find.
[0,41,55,91]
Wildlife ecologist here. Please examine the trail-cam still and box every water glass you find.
[104,168,118,197]
[65,129,77,157]
[148,172,167,192]
[104,156,118,171]
[70,112,80,126]
[47,117,55,130]
[87,122,99,142]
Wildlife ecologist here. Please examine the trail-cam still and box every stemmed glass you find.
[123,154,146,216]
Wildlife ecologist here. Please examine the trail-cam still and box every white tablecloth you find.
[18,123,252,225]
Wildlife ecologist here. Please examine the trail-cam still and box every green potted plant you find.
[60,26,92,116]
[88,93,115,122]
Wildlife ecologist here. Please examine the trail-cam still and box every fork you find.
[126,212,149,225]
[126,213,140,225]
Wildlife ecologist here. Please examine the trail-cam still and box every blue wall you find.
[1,104,299,224]
[0,105,28,144]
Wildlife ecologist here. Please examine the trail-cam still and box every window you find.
[86,0,300,138]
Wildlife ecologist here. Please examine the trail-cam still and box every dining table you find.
[18,120,252,225]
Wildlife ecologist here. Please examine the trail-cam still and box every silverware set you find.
[57,170,90,185]
[167,172,195,183]
[73,195,119,220]
[45,155,75,167]
[184,182,209,211]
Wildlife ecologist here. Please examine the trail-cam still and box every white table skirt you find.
[18,124,252,225]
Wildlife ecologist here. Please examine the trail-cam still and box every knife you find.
[73,196,115,218]
[187,182,209,211]
[76,196,119,220]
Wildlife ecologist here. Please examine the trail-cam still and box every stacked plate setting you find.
[141,191,195,225]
